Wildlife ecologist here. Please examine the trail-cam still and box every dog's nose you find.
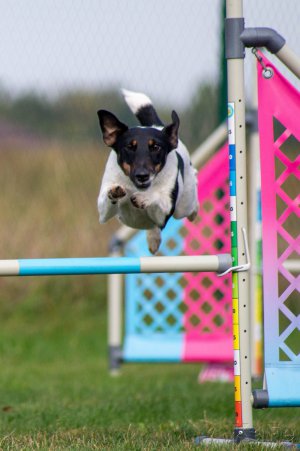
[135,173,150,183]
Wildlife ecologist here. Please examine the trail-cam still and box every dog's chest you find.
[117,198,156,229]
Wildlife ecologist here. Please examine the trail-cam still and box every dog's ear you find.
[97,110,128,147]
[163,110,180,150]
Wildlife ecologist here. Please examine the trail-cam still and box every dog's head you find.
[97,110,179,189]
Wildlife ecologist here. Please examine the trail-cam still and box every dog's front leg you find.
[98,184,126,223]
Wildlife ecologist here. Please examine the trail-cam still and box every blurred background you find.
[0,0,299,281]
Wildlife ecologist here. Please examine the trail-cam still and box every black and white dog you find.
[97,89,198,254]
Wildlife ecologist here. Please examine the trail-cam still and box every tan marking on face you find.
[148,139,154,147]
[122,162,131,176]
[154,163,162,173]
[131,139,137,147]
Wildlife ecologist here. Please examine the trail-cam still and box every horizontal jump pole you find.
[0,254,232,277]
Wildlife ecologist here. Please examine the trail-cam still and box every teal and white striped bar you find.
[0,254,232,277]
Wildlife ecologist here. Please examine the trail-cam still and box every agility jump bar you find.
[0,254,232,277]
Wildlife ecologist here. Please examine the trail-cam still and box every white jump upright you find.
[226,0,253,441]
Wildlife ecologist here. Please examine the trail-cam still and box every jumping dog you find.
[97,89,198,254]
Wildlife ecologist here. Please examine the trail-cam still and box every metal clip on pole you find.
[218,227,251,277]
[252,48,274,79]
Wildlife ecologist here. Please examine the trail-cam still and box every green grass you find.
[0,278,299,450]
[0,145,299,449]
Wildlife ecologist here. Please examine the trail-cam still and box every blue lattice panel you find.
[124,217,186,361]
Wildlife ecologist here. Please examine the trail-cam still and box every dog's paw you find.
[147,228,161,255]
[108,185,126,204]
[187,209,198,222]
[130,193,148,209]
[187,202,199,222]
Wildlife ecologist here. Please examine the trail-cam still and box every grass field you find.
[0,145,299,450]
[0,278,300,450]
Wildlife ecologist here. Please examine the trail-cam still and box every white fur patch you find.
[121,88,152,114]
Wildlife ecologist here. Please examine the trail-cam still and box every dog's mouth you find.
[134,180,151,190]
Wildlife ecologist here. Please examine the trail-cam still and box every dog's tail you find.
[122,88,164,127]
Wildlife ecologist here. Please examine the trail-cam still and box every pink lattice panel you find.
[182,144,233,362]
[257,52,300,370]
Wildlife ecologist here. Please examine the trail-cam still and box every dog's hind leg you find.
[187,206,198,222]
[146,227,161,255]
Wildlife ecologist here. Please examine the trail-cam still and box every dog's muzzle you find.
[133,172,151,189]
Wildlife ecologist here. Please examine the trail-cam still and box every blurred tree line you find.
[0,81,219,151]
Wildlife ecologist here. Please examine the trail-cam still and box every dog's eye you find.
[151,144,161,152]
[126,143,135,151]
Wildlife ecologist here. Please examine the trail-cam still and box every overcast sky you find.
[1,1,299,107]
